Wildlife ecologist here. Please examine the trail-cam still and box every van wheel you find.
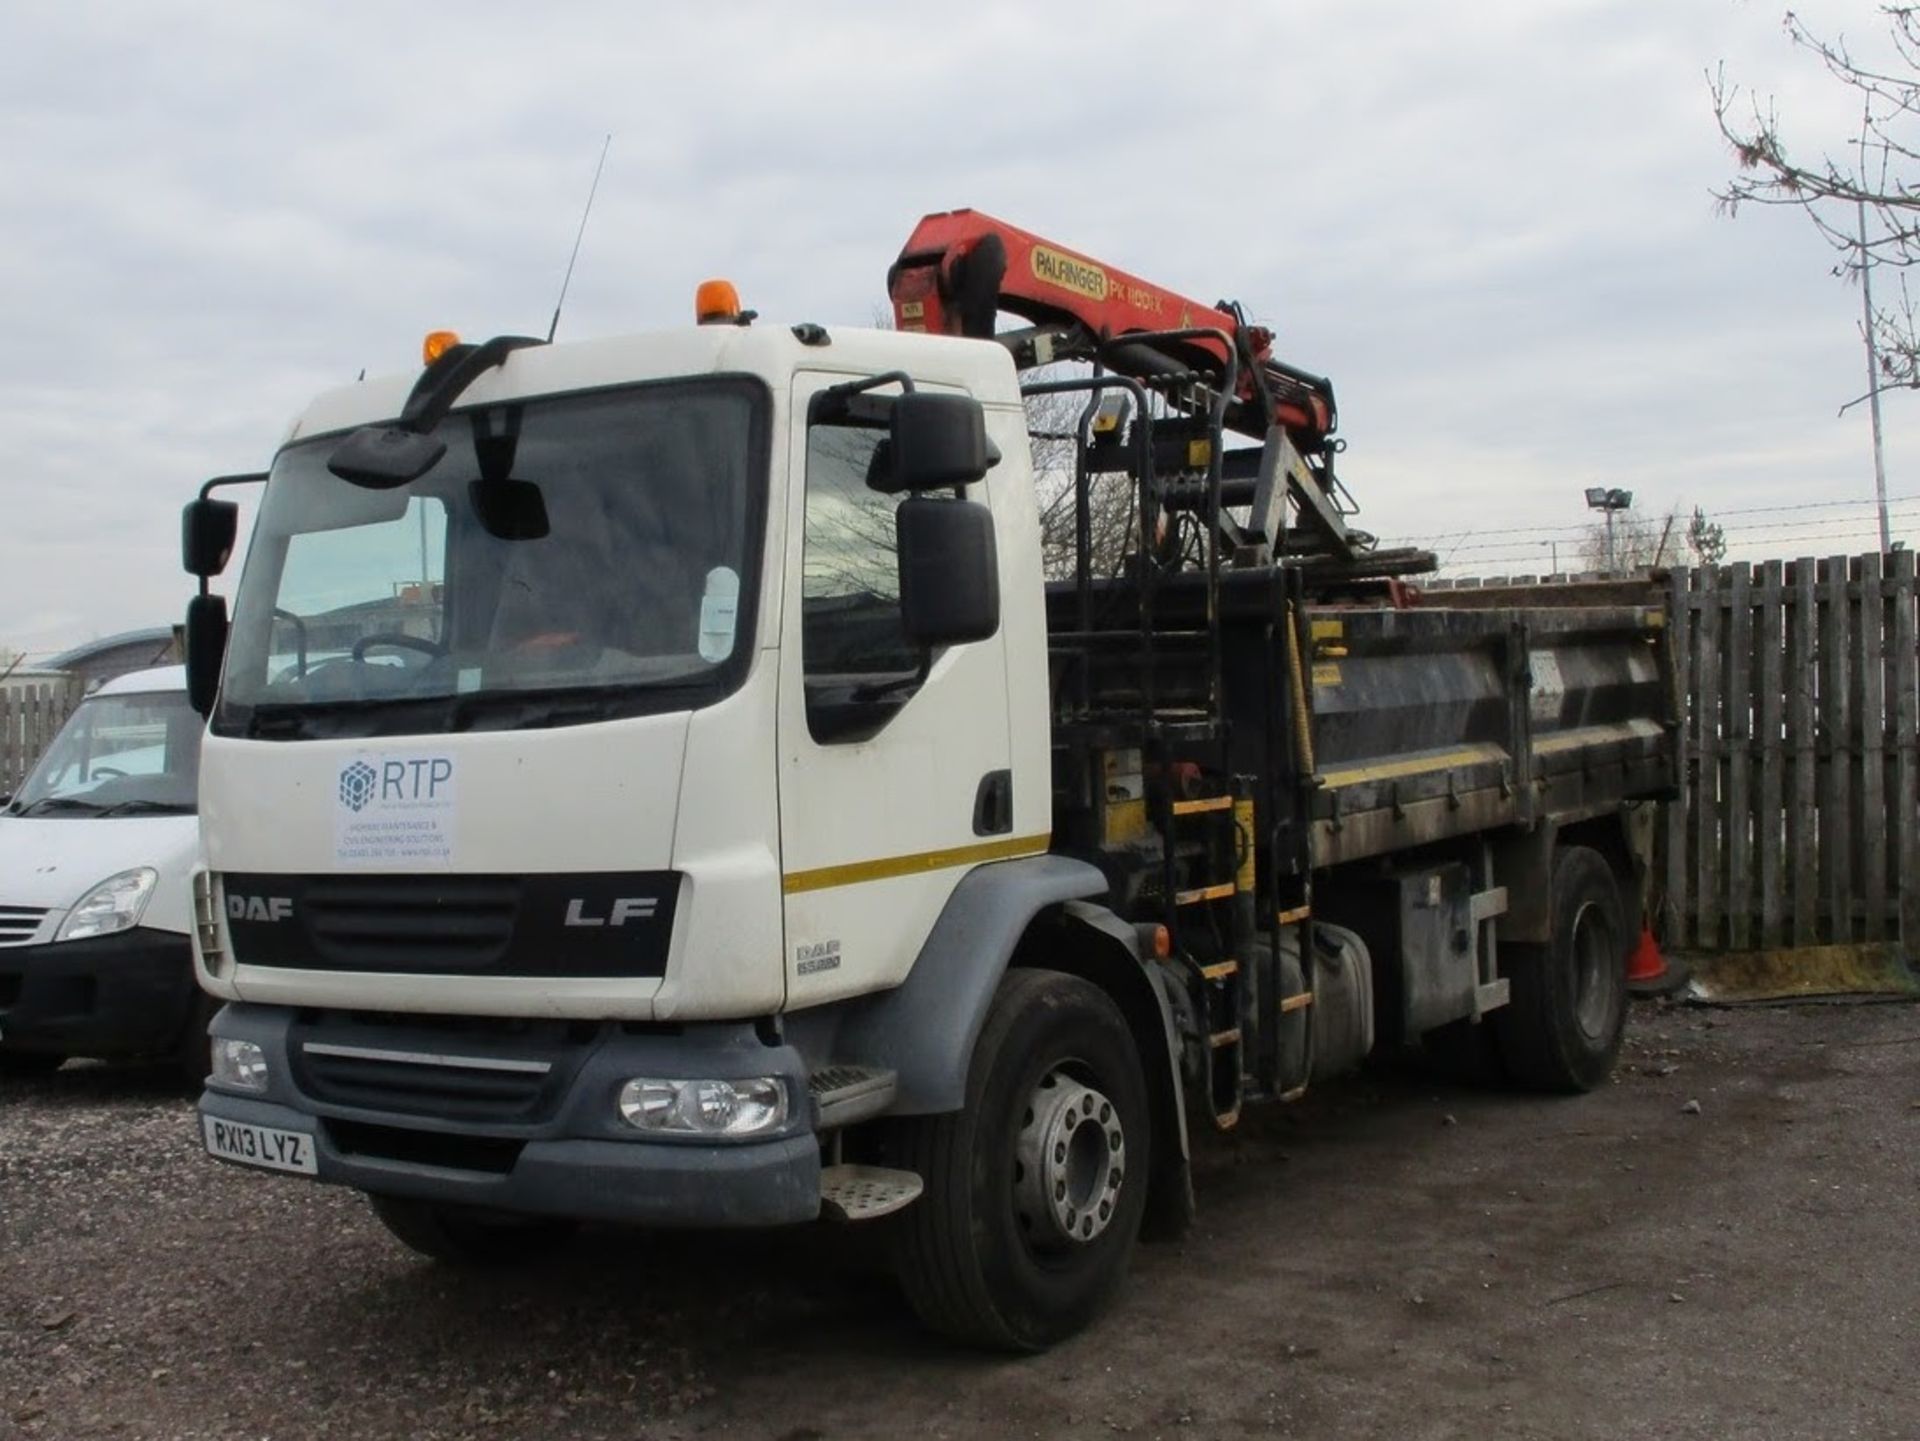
[0,1052,64,1079]
[1494,845,1629,1092]
[367,1194,577,1264]
[889,969,1149,1352]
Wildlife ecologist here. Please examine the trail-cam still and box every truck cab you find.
[189,323,1126,1288]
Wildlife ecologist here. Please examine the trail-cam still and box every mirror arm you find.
[399,335,545,436]
[808,369,916,426]
[197,472,268,504]
[189,473,266,594]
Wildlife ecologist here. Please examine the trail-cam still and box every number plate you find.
[202,1115,318,1175]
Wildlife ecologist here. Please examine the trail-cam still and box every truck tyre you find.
[366,1194,577,1264]
[889,968,1150,1352]
[1494,845,1628,1093]
[0,1052,64,1079]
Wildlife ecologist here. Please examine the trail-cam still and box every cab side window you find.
[800,419,921,742]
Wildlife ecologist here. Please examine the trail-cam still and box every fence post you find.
[1756,560,1786,950]
[1693,566,1723,949]
[1725,562,1753,950]
[1663,565,1693,948]
[1819,556,1853,943]
[1790,557,1819,946]
[1892,549,1919,955]
[1856,553,1888,943]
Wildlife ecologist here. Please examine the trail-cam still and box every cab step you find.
[808,1065,899,1128]
[819,1164,924,1222]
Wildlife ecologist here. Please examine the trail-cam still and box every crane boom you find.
[887,209,1433,580]
[887,208,1335,445]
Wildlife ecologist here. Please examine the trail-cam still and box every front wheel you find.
[1494,844,1629,1092]
[367,1194,578,1264]
[888,968,1150,1351]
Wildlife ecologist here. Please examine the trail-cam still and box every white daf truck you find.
[183,213,1672,1349]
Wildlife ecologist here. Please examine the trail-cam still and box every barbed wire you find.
[1376,492,1920,549]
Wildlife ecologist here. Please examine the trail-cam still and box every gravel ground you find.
[2,997,1916,1441]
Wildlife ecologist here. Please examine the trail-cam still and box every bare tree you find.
[1576,502,1683,575]
[1025,376,1138,582]
[1713,7,1920,390]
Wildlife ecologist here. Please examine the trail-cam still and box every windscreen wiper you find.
[96,799,195,817]
[15,796,107,817]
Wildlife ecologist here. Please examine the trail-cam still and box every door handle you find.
[973,770,1012,836]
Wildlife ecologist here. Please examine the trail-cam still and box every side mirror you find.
[872,393,1000,494]
[897,497,999,646]
[182,498,240,578]
[184,593,229,717]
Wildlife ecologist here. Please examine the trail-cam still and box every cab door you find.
[776,373,1016,1008]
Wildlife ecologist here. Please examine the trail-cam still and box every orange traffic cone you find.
[1627,923,1665,982]
[1626,920,1676,994]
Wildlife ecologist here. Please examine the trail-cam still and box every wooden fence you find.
[0,679,83,793]
[1658,552,1919,952]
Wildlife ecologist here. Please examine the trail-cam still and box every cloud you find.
[0,0,1912,653]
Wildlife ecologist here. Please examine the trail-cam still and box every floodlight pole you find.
[1584,486,1632,577]
[1860,199,1892,553]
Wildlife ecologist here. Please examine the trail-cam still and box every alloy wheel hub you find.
[1013,1068,1126,1247]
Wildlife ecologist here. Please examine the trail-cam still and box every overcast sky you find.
[3,0,1914,656]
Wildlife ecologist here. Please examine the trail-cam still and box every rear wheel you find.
[889,968,1150,1351]
[367,1194,578,1264]
[1495,845,1629,1092]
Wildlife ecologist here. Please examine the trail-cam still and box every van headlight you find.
[55,868,158,942]
[616,1077,788,1137]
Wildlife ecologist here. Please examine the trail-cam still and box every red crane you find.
[886,209,1424,576]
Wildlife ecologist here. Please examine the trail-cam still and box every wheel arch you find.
[835,855,1193,1240]
[1493,811,1642,946]
[835,853,1109,1116]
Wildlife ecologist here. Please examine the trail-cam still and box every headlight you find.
[617,1077,788,1137]
[55,867,158,942]
[210,1039,269,1093]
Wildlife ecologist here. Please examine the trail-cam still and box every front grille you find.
[221,870,678,978]
[289,1013,593,1125]
[324,1118,524,1175]
[302,874,520,971]
[298,1043,555,1122]
[0,906,48,947]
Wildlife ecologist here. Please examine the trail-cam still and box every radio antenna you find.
[546,133,612,344]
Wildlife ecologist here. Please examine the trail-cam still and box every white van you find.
[0,666,207,1077]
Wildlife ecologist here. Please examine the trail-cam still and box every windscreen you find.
[9,690,202,817]
[214,377,768,738]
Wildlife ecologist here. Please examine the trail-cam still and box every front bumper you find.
[197,1004,821,1228]
[0,927,197,1058]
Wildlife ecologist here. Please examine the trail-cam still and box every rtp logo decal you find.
[338,760,378,812]
[333,753,459,868]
